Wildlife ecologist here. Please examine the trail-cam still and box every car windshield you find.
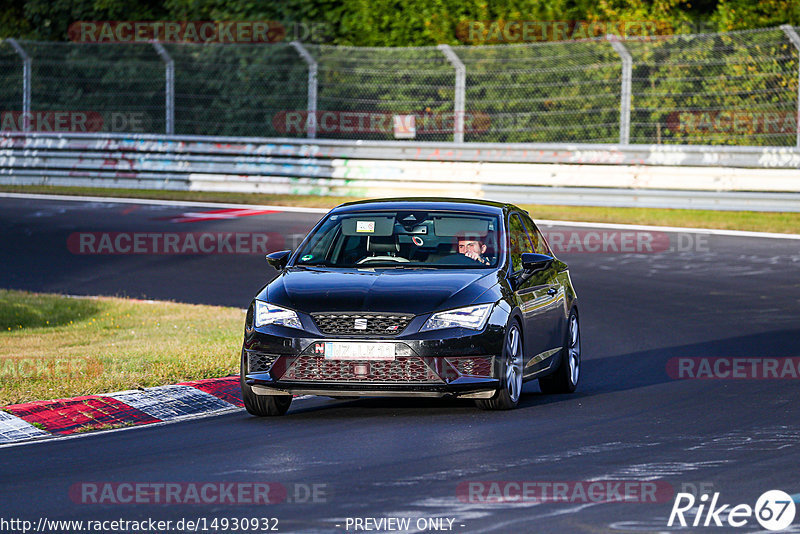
[294,210,501,268]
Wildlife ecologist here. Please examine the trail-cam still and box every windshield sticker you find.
[356,221,376,233]
[301,254,313,261]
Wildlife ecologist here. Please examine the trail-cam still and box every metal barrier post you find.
[7,38,31,132]
[290,41,318,139]
[152,42,174,135]
[607,35,632,145]
[437,44,466,143]
[781,25,800,149]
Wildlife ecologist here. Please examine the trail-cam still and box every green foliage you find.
[0,0,796,44]
[0,1,797,145]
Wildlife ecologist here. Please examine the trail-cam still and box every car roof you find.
[330,197,517,216]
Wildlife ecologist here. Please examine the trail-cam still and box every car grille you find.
[280,356,439,382]
[447,357,493,377]
[311,313,413,336]
[247,352,277,373]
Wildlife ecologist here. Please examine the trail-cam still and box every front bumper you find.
[243,319,506,399]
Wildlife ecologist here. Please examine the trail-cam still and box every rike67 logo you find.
[669,490,796,531]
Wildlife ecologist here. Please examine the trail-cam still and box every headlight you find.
[420,303,493,332]
[254,300,302,329]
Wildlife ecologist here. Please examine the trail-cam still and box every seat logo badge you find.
[354,318,368,330]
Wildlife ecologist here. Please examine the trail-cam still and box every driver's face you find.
[458,240,486,254]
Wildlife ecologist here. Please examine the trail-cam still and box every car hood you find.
[262,267,499,315]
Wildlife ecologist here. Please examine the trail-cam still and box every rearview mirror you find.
[521,253,553,272]
[266,250,292,270]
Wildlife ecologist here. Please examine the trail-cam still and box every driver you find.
[458,237,491,265]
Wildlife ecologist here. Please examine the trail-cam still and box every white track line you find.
[536,219,800,240]
[3,191,799,240]
[0,192,330,213]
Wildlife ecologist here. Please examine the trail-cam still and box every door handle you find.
[547,287,558,296]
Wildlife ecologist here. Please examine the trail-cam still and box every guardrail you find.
[1,132,800,211]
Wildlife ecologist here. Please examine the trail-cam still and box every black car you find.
[240,198,580,415]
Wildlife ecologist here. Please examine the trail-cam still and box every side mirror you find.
[521,252,554,272]
[266,250,292,270]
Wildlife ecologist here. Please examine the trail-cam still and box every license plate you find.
[322,342,395,361]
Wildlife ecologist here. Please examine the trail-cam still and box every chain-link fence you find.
[1,25,800,146]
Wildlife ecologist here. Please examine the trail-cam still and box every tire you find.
[539,309,580,394]
[240,348,292,416]
[476,320,524,410]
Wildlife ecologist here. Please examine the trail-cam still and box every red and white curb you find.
[0,377,244,444]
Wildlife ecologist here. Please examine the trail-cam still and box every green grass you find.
[0,289,243,406]
[2,184,798,234]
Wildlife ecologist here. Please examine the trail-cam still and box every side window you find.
[508,213,533,272]
[521,213,550,255]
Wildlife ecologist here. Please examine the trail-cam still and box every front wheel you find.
[240,348,292,416]
[539,309,580,394]
[476,321,523,410]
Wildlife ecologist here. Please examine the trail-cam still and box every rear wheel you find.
[240,348,292,416]
[476,321,523,410]
[539,309,580,394]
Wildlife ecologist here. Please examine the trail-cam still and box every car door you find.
[507,212,555,377]
[521,213,568,361]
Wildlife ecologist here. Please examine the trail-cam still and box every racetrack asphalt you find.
[1,195,799,533]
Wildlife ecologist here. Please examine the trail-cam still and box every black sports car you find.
[240,198,580,415]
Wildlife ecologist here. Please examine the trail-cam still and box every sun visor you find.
[433,217,490,237]
[341,216,395,236]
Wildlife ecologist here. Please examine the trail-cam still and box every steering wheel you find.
[356,255,411,264]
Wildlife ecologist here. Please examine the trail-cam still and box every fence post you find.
[607,35,632,145]
[781,25,800,149]
[290,41,318,139]
[151,41,174,135]
[437,44,466,143]
[7,38,31,132]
